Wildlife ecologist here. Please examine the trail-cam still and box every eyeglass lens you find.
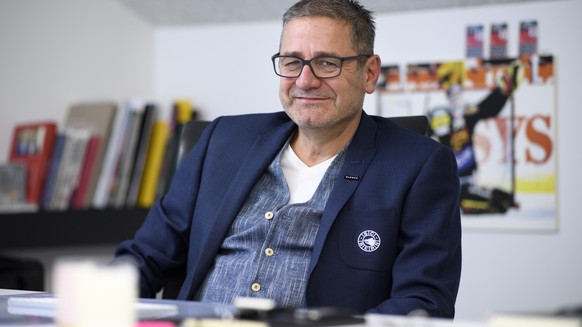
[275,56,342,78]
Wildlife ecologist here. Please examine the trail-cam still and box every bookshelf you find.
[0,102,196,251]
[0,208,148,249]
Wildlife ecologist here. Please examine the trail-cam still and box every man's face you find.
[278,17,377,130]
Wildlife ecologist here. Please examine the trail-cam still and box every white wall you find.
[154,0,582,320]
[154,21,283,121]
[0,0,155,160]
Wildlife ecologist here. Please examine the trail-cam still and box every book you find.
[8,121,58,205]
[136,120,169,208]
[125,103,158,207]
[41,133,67,209]
[64,102,117,208]
[110,100,148,208]
[47,129,91,210]
[70,135,102,209]
[92,104,131,209]
[0,163,27,207]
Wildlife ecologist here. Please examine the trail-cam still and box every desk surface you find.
[0,289,487,327]
[0,291,233,326]
[0,289,39,297]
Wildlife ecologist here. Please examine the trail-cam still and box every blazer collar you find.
[308,111,378,273]
[184,117,297,299]
[220,119,297,218]
[204,117,297,247]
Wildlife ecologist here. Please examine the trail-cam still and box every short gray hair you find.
[281,0,376,55]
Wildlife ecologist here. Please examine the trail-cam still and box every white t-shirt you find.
[281,145,336,204]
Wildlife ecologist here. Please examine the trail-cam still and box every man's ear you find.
[365,54,381,94]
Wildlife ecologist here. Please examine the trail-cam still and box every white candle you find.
[54,259,137,327]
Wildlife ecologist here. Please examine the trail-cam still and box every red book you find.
[70,135,102,209]
[9,122,58,205]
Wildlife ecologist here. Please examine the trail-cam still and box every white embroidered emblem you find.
[357,230,381,252]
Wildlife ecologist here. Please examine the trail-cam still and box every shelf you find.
[0,208,148,250]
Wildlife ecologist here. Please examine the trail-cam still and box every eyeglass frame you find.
[271,53,372,79]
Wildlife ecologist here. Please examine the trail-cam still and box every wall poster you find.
[376,53,556,232]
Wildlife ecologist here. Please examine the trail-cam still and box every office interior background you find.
[0,0,581,321]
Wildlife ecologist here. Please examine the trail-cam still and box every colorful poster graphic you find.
[519,20,538,56]
[376,55,556,231]
[490,23,508,59]
[466,25,484,58]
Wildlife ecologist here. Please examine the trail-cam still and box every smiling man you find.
[116,0,462,318]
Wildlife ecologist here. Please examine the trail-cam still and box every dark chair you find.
[177,115,428,165]
[0,256,44,291]
[161,114,429,299]
[176,120,211,166]
[387,115,430,135]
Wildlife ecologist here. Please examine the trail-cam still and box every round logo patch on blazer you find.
[357,230,381,252]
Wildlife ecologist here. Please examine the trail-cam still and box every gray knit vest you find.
[194,144,346,307]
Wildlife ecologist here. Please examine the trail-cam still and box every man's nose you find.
[295,63,321,88]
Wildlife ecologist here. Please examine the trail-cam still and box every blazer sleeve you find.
[114,118,219,298]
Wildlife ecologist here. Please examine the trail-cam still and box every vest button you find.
[251,283,261,292]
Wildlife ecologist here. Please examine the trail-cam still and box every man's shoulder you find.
[209,111,294,140]
[217,111,290,126]
[366,114,427,139]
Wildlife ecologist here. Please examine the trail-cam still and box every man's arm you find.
[114,119,217,298]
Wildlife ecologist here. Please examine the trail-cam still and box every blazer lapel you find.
[183,119,296,299]
[308,112,378,274]
[216,122,296,228]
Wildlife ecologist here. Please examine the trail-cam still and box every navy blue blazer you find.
[116,111,461,318]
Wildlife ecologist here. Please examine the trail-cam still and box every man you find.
[116,0,461,318]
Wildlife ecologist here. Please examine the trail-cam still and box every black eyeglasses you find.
[271,53,371,79]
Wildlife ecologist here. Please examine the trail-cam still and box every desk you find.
[0,289,40,297]
[0,289,487,327]
[0,290,233,326]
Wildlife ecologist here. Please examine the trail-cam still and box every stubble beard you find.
[284,102,338,129]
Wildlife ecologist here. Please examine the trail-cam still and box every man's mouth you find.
[293,94,329,102]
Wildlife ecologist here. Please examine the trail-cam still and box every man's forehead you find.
[280,17,352,52]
